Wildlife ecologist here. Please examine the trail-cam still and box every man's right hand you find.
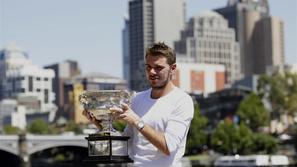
[82,109,103,130]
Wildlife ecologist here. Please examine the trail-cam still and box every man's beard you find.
[150,71,171,90]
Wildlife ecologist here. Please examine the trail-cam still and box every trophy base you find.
[84,155,133,164]
[85,134,133,164]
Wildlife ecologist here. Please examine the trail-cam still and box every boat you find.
[214,154,289,166]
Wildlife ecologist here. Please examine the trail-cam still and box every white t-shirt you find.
[124,86,194,167]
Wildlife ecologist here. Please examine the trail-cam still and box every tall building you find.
[175,11,241,84]
[127,0,186,91]
[122,16,130,88]
[253,17,285,74]
[216,0,270,42]
[44,60,81,108]
[0,44,56,114]
[44,60,81,121]
[215,0,284,77]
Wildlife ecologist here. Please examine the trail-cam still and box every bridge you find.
[0,134,87,155]
[0,134,88,167]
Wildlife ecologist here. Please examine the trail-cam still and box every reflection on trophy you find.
[79,90,133,163]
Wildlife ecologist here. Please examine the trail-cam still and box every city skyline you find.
[0,0,296,78]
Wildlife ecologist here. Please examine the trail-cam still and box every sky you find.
[0,0,296,78]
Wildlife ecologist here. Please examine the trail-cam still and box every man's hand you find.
[82,109,103,130]
[110,103,170,155]
[110,103,140,126]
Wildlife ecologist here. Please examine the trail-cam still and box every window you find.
[12,78,15,91]
[44,89,49,103]
[29,76,33,92]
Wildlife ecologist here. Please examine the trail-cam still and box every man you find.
[83,42,194,167]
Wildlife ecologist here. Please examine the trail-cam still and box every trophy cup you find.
[79,90,133,163]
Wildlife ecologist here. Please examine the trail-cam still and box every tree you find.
[236,93,270,131]
[27,119,50,134]
[211,120,241,155]
[65,121,82,134]
[258,72,297,134]
[258,72,297,116]
[211,120,277,155]
[3,125,21,134]
[252,133,277,154]
[236,123,254,155]
[186,104,208,154]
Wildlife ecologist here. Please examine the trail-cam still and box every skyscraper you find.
[122,16,130,88]
[253,17,285,74]
[215,0,285,77]
[127,0,186,91]
[175,11,241,84]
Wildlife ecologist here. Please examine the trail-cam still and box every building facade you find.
[122,16,130,88]
[173,62,225,95]
[44,60,81,122]
[175,11,241,84]
[253,17,285,74]
[193,87,251,130]
[127,0,186,91]
[215,0,284,77]
[44,60,80,109]
[0,44,56,113]
[0,99,29,130]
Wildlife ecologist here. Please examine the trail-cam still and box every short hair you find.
[145,42,176,65]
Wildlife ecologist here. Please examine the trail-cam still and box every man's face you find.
[145,54,176,89]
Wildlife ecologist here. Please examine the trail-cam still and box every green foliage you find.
[293,125,297,149]
[27,119,50,134]
[236,123,254,155]
[286,93,297,114]
[237,93,270,131]
[210,72,297,155]
[211,120,277,155]
[48,126,60,134]
[65,121,82,134]
[211,120,240,154]
[258,72,297,115]
[3,125,21,134]
[186,104,208,154]
[211,89,279,155]
[252,133,278,154]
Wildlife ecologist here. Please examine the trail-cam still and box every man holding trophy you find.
[83,42,194,167]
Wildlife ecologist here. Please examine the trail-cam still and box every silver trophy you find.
[79,90,133,163]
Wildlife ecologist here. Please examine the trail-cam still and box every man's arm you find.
[134,120,170,155]
[111,104,170,155]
